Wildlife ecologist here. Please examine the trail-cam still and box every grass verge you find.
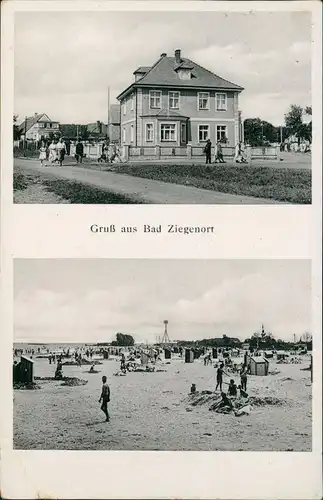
[112,164,311,203]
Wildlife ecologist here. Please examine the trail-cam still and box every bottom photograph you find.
[13,259,312,451]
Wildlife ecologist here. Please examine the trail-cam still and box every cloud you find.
[14,11,311,126]
[14,269,311,343]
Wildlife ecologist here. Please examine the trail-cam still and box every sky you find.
[14,10,311,126]
[14,259,311,343]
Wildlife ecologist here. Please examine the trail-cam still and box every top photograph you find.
[13,10,312,205]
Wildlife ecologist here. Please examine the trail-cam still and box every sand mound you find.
[249,396,286,407]
[60,377,88,386]
[13,382,41,390]
[63,359,102,366]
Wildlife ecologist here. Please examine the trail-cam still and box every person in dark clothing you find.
[190,383,197,393]
[215,363,226,391]
[228,379,237,397]
[75,141,84,163]
[99,375,110,422]
[240,369,248,391]
[204,139,212,164]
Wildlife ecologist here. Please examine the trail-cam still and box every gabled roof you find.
[19,113,58,133]
[118,52,243,100]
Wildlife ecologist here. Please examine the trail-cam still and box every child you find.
[190,383,196,393]
[228,379,237,397]
[39,143,47,166]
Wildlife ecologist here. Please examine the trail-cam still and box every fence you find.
[123,144,280,162]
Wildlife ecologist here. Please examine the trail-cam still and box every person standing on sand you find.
[240,369,248,391]
[99,376,110,422]
[215,363,227,392]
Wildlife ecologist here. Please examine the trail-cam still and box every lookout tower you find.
[161,320,170,343]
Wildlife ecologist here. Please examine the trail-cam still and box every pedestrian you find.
[75,140,84,163]
[48,139,58,164]
[99,375,110,422]
[204,138,212,164]
[56,137,66,166]
[39,142,47,166]
[216,141,225,163]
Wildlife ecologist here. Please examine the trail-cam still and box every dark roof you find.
[118,53,243,100]
[19,113,58,133]
[109,104,120,124]
[141,109,188,119]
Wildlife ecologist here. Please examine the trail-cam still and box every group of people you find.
[204,140,247,164]
[39,138,67,166]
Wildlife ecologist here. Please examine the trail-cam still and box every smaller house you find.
[86,121,108,139]
[246,354,269,376]
[19,113,60,141]
[108,104,121,143]
[13,356,34,384]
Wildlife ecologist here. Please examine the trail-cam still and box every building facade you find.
[117,49,243,148]
[19,113,60,141]
[108,104,121,143]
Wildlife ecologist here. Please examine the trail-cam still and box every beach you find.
[13,352,312,451]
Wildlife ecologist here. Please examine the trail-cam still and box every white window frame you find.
[160,122,177,142]
[149,90,162,109]
[216,124,227,142]
[216,93,227,111]
[145,123,154,142]
[168,91,180,110]
[123,102,126,115]
[130,95,134,111]
[180,122,187,143]
[130,125,134,143]
[198,124,210,142]
[123,127,126,143]
[198,92,210,111]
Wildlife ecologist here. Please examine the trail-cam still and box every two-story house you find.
[19,113,60,141]
[117,49,243,148]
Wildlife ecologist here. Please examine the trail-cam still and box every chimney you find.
[175,49,181,64]
[34,112,38,117]
[160,53,167,58]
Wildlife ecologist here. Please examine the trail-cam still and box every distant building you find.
[19,113,60,141]
[117,48,243,147]
[86,121,108,138]
[108,104,121,143]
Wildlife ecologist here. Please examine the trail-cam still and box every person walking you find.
[39,142,47,166]
[56,137,66,166]
[75,140,84,163]
[99,376,110,422]
[215,141,225,163]
[48,139,58,164]
[204,138,212,164]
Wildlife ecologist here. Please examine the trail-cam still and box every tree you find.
[284,104,312,143]
[244,118,277,146]
[115,333,134,346]
[13,114,21,141]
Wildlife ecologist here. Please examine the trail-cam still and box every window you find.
[169,91,180,109]
[123,103,126,115]
[146,123,154,142]
[198,92,209,110]
[49,123,52,128]
[216,93,227,111]
[130,95,134,111]
[130,125,134,142]
[181,123,187,143]
[150,90,161,109]
[216,125,227,142]
[123,128,126,143]
[198,124,209,142]
[160,123,176,142]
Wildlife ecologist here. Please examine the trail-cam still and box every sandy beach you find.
[13,353,312,451]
